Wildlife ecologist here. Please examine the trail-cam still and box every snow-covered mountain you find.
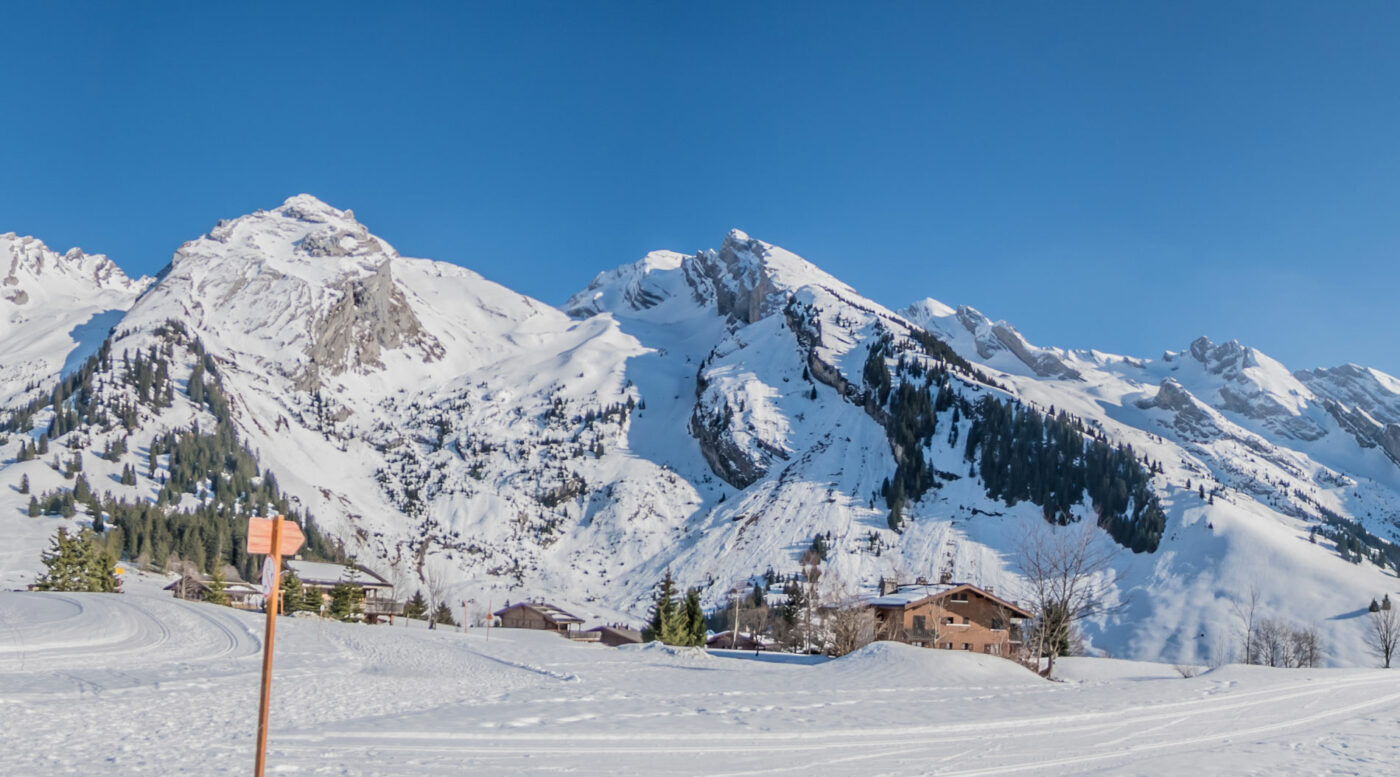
[0,233,151,406]
[3,197,1398,667]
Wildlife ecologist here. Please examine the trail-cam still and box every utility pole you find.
[730,584,741,649]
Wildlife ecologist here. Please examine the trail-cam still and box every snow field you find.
[3,585,1400,776]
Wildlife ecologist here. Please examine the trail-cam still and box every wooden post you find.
[253,517,282,777]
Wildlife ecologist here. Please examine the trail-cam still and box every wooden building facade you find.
[868,580,1032,657]
[493,602,586,638]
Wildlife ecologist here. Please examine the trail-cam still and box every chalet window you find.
[991,617,1006,630]
[943,616,954,625]
[950,592,969,602]
[913,616,926,632]
[962,617,970,625]
[962,643,971,650]
[943,642,953,649]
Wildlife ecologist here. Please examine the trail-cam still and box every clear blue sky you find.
[3,2,1398,374]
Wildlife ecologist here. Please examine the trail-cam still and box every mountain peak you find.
[2,232,145,298]
[277,193,354,224]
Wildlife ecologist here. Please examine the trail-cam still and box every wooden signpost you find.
[247,515,305,777]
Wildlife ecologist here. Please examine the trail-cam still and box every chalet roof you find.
[586,625,642,640]
[164,574,262,595]
[866,582,1033,619]
[493,601,584,625]
[284,560,390,588]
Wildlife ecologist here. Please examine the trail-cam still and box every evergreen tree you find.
[278,571,305,613]
[682,587,707,646]
[645,570,679,642]
[33,527,117,592]
[206,566,230,606]
[27,496,39,517]
[433,601,458,627]
[329,582,364,621]
[403,589,428,620]
[19,473,28,494]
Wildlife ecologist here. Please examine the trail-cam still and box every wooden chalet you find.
[586,625,643,647]
[493,602,590,639]
[867,578,1032,657]
[165,571,263,611]
[284,559,402,623]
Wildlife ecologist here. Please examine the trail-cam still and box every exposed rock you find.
[300,258,444,389]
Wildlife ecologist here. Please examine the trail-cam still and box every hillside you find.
[3,196,1399,665]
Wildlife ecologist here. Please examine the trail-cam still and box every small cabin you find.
[867,579,1032,657]
[493,602,586,638]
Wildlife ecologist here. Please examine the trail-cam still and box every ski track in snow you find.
[2,585,1398,776]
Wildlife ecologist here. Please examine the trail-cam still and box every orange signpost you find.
[249,515,304,777]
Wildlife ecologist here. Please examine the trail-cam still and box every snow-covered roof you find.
[494,601,583,624]
[866,582,1032,618]
[285,560,390,587]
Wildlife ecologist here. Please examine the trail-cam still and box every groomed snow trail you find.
[3,585,1398,775]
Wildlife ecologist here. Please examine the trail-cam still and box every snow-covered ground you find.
[3,582,1399,776]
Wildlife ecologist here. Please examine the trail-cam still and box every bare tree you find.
[1230,586,1261,664]
[421,559,450,630]
[1368,605,1399,668]
[824,579,875,657]
[1016,520,1121,677]
[1290,625,1323,668]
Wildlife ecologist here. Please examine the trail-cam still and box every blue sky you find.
[2,2,1397,374]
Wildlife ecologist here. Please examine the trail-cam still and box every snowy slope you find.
[0,233,151,407]
[5,585,1400,776]
[4,202,1400,668]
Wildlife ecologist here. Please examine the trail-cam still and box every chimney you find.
[879,577,898,596]
[939,570,953,585]
[915,576,929,586]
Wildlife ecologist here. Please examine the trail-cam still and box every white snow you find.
[3,585,1399,776]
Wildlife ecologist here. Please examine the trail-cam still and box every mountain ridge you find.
[3,194,1398,667]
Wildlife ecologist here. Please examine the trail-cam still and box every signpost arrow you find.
[248,515,303,777]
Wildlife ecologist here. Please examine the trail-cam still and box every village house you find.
[493,601,596,640]
[867,577,1032,657]
[586,625,643,647]
[284,559,402,623]
[165,570,263,611]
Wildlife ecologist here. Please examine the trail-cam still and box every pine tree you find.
[403,589,428,620]
[206,566,230,606]
[645,570,679,642]
[433,601,458,627]
[682,588,706,647]
[329,582,363,621]
[33,527,117,592]
[19,474,28,494]
[27,496,39,517]
[278,571,305,613]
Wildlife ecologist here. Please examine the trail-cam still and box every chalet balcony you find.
[364,599,405,616]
